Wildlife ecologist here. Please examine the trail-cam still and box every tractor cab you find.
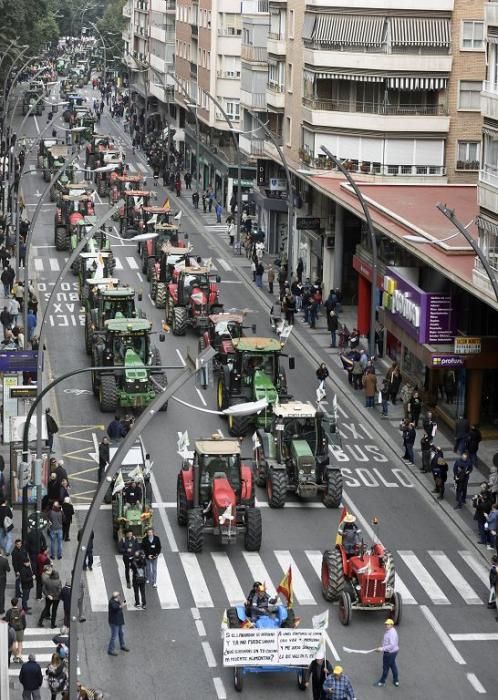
[175,267,217,305]
[104,319,152,368]
[110,173,143,202]
[99,289,137,322]
[209,313,246,350]
[120,190,154,233]
[193,438,242,506]
[22,88,43,116]
[44,145,71,182]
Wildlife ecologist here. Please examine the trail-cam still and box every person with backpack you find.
[131,550,147,609]
[45,651,67,699]
[4,597,26,662]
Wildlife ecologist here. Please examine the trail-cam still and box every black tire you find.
[186,508,204,553]
[234,667,243,692]
[322,469,343,508]
[321,548,344,602]
[71,257,80,276]
[166,298,174,325]
[297,669,307,691]
[172,307,187,336]
[227,607,241,629]
[198,336,206,352]
[227,412,252,437]
[176,475,188,526]
[153,372,168,411]
[216,379,228,411]
[338,591,352,626]
[255,459,267,488]
[267,468,288,508]
[147,257,155,282]
[244,508,262,551]
[141,252,147,273]
[155,283,166,309]
[99,374,118,412]
[80,285,89,304]
[84,315,93,355]
[392,591,402,626]
[55,227,67,251]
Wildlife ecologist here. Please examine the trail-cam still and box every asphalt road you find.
[11,83,497,699]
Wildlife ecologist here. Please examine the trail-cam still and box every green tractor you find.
[43,145,72,183]
[38,138,58,169]
[84,283,138,355]
[109,448,153,542]
[70,216,113,275]
[22,88,43,116]
[91,318,167,413]
[254,400,343,509]
[216,337,294,437]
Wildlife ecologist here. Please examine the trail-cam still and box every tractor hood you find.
[290,440,315,471]
[253,371,278,404]
[124,349,148,381]
[212,476,236,525]
[191,288,208,305]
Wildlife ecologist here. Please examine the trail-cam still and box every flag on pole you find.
[312,610,329,630]
[127,465,144,482]
[277,566,293,607]
[162,197,170,209]
[112,470,125,495]
[219,505,234,525]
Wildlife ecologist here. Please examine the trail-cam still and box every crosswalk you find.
[32,255,219,274]
[8,628,60,677]
[78,547,490,614]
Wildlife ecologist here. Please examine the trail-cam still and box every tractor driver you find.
[339,513,362,557]
[123,480,142,513]
[245,582,277,614]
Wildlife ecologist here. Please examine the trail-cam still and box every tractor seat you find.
[212,471,228,480]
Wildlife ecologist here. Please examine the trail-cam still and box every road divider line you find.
[195,619,206,637]
[176,349,186,366]
[156,554,180,609]
[86,556,109,612]
[429,551,482,605]
[398,551,450,605]
[420,605,466,665]
[179,553,214,608]
[150,473,178,552]
[467,673,487,694]
[242,552,276,598]
[211,552,245,606]
[274,550,316,606]
[213,677,227,699]
[49,258,60,271]
[202,640,217,667]
[217,257,232,272]
[34,258,44,271]
[114,555,138,611]
[195,387,207,407]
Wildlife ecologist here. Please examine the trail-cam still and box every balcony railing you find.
[267,83,285,93]
[136,1,148,12]
[241,45,267,63]
[480,165,498,188]
[218,27,242,37]
[303,40,450,56]
[240,134,266,156]
[302,97,448,116]
[240,89,266,108]
[268,32,285,41]
[217,70,241,79]
[483,80,498,94]
[299,151,446,177]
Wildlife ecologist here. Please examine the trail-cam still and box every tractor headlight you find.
[299,469,304,475]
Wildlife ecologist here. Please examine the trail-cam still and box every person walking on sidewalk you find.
[316,363,329,402]
[202,192,207,213]
[81,529,94,571]
[119,530,139,589]
[19,653,43,699]
[5,597,26,662]
[38,563,62,629]
[255,261,264,289]
[131,550,147,609]
[400,381,414,421]
[215,201,223,223]
[386,363,401,404]
[142,528,161,587]
[374,618,400,688]
[453,451,473,509]
[380,379,390,418]
[267,265,275,294]
[61,497,74,542]
[44,407,59,453]
[431,454,448,500]
[327,309,339,348]
[192,191,199,209]
[400,420,416,466]
[0,496,14,555]
[0,547,10,614]
[107,591,129,656]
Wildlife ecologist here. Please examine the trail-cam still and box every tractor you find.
[54,190,95,250]
[62,93,86,123]
[176,434,261,553]
[84,283,137,354]
[199,311,255,372]
[110,454,153,542]
[119,190,154,236]
[70,217,113,275]
[43,145,71,183]
[321,517,402,626]
[38,138,58,169]
[78,252,114,302]
[216,337,294,437]
[253,401,343,509]
[94,149,124,196]
[109,172,142,204]
[166,267,222,336]
[22,89,43,116]
[86,135,116,169]
[91,318,167,413]
[151,243,194,307]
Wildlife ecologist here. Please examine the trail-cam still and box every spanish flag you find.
[277,566,293,607]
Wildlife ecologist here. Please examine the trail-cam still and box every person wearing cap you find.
[322,665,357,700]
[374,618,399,687]
[338,514,361,557]
[306,649,332,700]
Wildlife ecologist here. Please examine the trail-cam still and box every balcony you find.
[191,23,198,37]
[123,2,132,18]
[239,134,266,157]
[266,83,285,109]
[241,45,267,63]
[217,70,241,80]
[486,2,498,28]
[184,123,243,166]
[306,0,453,7]
[240,89,266,109]
[267,34,286,56]
[299,151,446,178]
[481,80,498,120]
[479,166,498,214]
[302,97,447,117]
[303,48,452,74]
[136,1,148,12]
[241,0,269,13]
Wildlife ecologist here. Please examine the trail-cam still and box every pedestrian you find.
[142,527,161,587]
[488,554,498,611]
[227,220,234,247]
[1,265,15,296]
[215,201,222,223]
[44,408,59,453]
[453,451,473,509]
[61,497,74,542]
[400,381,414,421]
[45,651,67,698]
[316,363,329,402]
[422,411,437,443]
[81,529,94,571]
[107,591,129,655]
[454,415,470,454]
[467,424,482,467]
[107,416,125,441]
[0,547,10,614]
[472,483,494,545]
[58,479,70,506]
[153,166,159,186]
[19,556,35,612]
[19,653,43,699]
[12,539,28,598]
[35,544,50,600]
[26,309,37,341]
[98,436,110,482]
[0,496,14,555]
[175,179,181,197]
[255,261,264,288]
[38,563,62,629]
[267,265,275,294]
[408,390,422,428]
[306,649,332,700]
[322,665,357,699]
[47,502,63,560]
[374,618,400,687]
[387,365,402,404]
[208,190,215,212]
[5,597,26,662]
[351,353,363,391]
[327,309,339,348]
[431,454,448,500]
[0,305,13,338]
[131,550,147,609]
[485,503,498,552]
[375,323,384,357]
[380,379,389,417]
[400,420,416,466]
[283,291,296,325]
[119,530,139,588]
[362,370,377,409]
[192,191,199,209]
[202,192,207,212]
[420,434,432,473]
[9,295,20,324]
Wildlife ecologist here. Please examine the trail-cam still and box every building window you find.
[287,63,293,92]
[456,141,480,170]
[288,9,295,39]
[458,81,481,110]
[286,116,292,146]
[461,20,484,50]
[225,101,240,121]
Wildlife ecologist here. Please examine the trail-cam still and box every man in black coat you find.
[11,539,28,598]
[19,654,43,698]
[98,436,110,482]
[107,591,129,656]
[306,652,333,700]
[0,547,10,614]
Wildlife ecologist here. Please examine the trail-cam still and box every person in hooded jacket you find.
[38,564,62,629]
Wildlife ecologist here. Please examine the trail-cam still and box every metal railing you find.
[302,97,448,116]
[241,0,269,13]
[303,40,450,55]
[299,153,446,177]
[240,89,267,108]
[267,82,285,93]
[239,134,266,156]
[268,32,285,41]
[480,165,498,188]
[483,80,498,94]
[241,45,268,62]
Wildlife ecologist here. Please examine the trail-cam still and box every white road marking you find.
[429,551,482,605]
[49,258,60,271]
[22,639,57,649]
[136,272,143,282]
[156,554,180,609]
[114,555,139,611]
[458,551,490,587]
[191,607,200,620]
[34,258,44,271]
[450,633,498,641]
[150,473,178,552]
[126,256,139,269]
[9,655,52,674]
[196,387,207,407]
[213,677,227,699]
[34,115,40,134]
[85,555,109,612]
[274,550,316,606]
[397,551,450,605]
[137,162,148,173]
[179,553,214,607]
[217,257,232,272]
[219,280,242,284]
[195,619,206,636]
[211,551,245,605]
[467,673,487,694]
[394,575,418,606]
[420,605,466,665]
[176,348,186,366]
[127,163,137,172]
[113,257,123,270]
[202,640,217,667]
[242,552,276,597]
[305,550,322,578]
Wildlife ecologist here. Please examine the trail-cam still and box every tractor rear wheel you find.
[176,476,188,526]
[255,459,267,488]
[233,667,243,692]
[227,412,252,437]
[155,283,166,309]
[186,508,204,553]
[216,379,228,411]
[152,373,168,412]
[172,307,187,336]
[322,469,343,508]
[338,591,352,626]
[55,227,67,251]
[321,548,344,602]
[267,468,288,508]
[147,258,155,282]
[244,508,262,551]
[227,607,241,629]
[99,375,118,413]
[84,315,93,355]
[391,591,402,626]
[384,550,395,596]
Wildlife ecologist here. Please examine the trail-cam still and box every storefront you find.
[296,217,323,283]
[352,254,384,335]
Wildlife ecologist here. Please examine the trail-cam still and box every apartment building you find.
[478,1,498,297]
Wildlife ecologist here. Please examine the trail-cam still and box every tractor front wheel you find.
[155,283,166,308]
[216,379,228,411]
[322,469,343,508]
[172,307,187,336]
[392,591,402,626]
[321,548,344,602]
[267,468,288,508]
[244,508,262,551]
[228,412,252,437]
[338,591,352,626]
[99,375,118,413]
[176,476,188,526]
[234,667,243,692]
[186,508,204,553]
[55,227,67,251]
[255,459,267,488]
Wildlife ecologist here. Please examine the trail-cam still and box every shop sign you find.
[269,178,287,191]
[432,355,465,368]
[296,217,321,231]
[256,160,267,187]
[454,337,481,354]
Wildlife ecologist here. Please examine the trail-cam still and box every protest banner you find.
[223,628,324,667]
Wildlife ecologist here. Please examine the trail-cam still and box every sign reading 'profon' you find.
[223,629,324,667]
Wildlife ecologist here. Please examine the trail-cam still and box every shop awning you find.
[310,13,385,47]
[391,17,450,47]
[387,76,448,90]
[303,13,316,41]
[476,215,498,237]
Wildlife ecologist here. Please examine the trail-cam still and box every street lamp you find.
[320,146,378,359]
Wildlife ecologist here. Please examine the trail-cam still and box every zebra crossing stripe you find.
[49,258,60,271]
[458,550,490,588]
[429,551,482,605]
[114,555,139,611]
[242,552,277,598]
[305,549,323,580]
[398,551,450,605]
[113,257,123,270]
[34,258,44,271]
[394,574,417,605]
[126,256,139,269]
[274,550,316,606]
[179,553,214,608]
[156,554,180,609]
[211,551,245,605]
[85,555,109,612]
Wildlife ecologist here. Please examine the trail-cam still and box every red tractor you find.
[199,311,255,372]
[166,266,222,336]
[321,516,401,626]
[94,149,124,196]
[176,435,261,553]
[54,191,95,251]
[151,243,194,307]
[118,190,154,236]
[109,173,143,204]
